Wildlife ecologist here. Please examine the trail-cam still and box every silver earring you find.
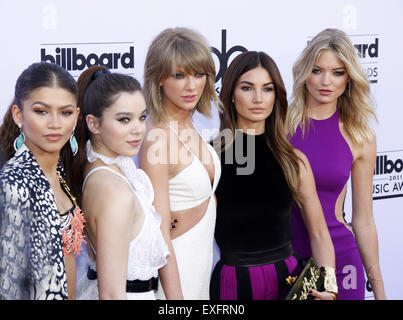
[13,123,25,151]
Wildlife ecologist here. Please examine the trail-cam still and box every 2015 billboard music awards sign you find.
[0,0,402,300]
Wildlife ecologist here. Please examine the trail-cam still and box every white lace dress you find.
[76,142,169,300]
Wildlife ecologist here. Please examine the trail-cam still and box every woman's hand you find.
[309,289,337,300]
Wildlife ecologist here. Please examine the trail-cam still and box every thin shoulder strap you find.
[82,166,129,191]
[81,166,138,256]
[166,121,218,189]
[165,122,194,155]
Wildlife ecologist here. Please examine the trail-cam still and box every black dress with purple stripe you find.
[210,130,302,300]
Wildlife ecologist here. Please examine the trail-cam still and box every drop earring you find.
[158,86,163,105]
[70,128,78,156]
[232,100,238,122]
[346,81,351,97]
[13,123,25,151]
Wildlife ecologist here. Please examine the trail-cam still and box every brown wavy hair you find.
[217,51,301,204]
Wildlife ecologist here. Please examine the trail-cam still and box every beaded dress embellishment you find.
[58,171,86,256]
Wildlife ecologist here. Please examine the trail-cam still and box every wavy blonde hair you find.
[286,28,377,145]
[143,27,222,122]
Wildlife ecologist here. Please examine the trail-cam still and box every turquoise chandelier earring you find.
[70,128,78,156]
[13,123,25,151]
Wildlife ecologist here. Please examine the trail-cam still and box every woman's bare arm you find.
[138,126,184,299]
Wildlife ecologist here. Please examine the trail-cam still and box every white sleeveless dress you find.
[77,143,169,300]
[155,126,221,300]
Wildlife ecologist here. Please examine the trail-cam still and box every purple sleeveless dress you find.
[290,109,365,300]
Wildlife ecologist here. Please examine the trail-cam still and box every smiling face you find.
[159,67,207,115]
[12,86,79,156]
[306,50,350,108]
[87,91,147,158]
[233,66,275,133]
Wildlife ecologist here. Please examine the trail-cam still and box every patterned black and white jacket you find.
[0,145,68,300]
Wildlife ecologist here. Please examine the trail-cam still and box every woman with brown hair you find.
[210,51,337,300]
[73,66,169,300]
[0,62,84,299]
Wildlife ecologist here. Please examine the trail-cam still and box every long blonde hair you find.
[286,28,376,145]
[143,27,222,122]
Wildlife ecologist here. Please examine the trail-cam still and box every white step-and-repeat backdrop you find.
[0,0,402,299]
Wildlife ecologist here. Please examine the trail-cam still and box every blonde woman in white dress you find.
[140,27,222,299]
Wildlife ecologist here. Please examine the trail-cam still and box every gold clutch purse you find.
[285,258,324,300]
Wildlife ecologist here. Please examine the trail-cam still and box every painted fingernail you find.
[172,225,176,229]
[174,219,178,223]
